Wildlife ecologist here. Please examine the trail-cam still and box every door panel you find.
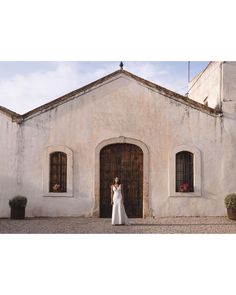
[100,143,143,218]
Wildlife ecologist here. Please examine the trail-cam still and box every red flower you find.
[179,183,190,192]
[52,183,61,192]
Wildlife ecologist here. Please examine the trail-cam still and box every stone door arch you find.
[94,136,150,218]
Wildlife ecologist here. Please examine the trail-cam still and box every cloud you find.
[0,63,75,113]
[0,62,187,114]
[0,62,117,114]
[126,62,168,80]
[125,62,187,94]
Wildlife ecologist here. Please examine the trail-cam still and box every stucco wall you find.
[222,62,236,102]
[8,74,228,218]
[188,62,222,108]
[0,112,19,217]
[221,62,236,113]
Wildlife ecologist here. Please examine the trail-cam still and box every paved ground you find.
[1,216,236,233]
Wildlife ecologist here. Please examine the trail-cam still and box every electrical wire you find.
[188,62,221,93]
[175,85,188,92]
[187,63,220,93]
[175,62,212,94]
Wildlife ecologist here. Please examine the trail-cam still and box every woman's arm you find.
[110,185,113,205]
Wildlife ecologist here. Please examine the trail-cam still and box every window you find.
[169,145,201,197]
[176,151,194,192]
[49,152,67,192]
[43,145,73,197]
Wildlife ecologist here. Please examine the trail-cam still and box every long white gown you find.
[111,184,130,225]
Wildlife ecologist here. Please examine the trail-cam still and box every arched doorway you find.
[100,143,143,218]
[94,136,150,218]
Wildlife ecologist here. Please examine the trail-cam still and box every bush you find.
[224,193,236,209]
[9,196,27,209]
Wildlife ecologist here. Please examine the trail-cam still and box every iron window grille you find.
[176,151,194,192]
[49,152,67,192]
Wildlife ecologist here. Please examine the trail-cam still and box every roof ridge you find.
[121,69,220,115]
[22,69,123,119]
[1,68,221,122]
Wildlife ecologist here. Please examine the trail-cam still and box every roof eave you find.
[2,68,221,122]
[0,106,22,122]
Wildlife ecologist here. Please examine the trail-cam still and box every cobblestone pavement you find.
[1,216,236,233]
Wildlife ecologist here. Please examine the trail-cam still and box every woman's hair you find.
[112,177,121,185]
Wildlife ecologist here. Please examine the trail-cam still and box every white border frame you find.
[43,145,73,197]
[169,145,202,197]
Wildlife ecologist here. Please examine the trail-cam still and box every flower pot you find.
[227,208,236,220]
[179,189,189,193]
[10,207,25,219]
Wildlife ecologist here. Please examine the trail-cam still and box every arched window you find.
[43,145,73,197]
[49,152,67,192]
[176,151,194,192]
[169,145,201,197]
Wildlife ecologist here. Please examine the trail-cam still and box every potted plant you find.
[224,193,236,220]
[51,183,61,192]
[9,196,27,219]
[179,183,190,192]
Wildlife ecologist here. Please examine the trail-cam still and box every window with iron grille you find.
[49,152,67,192]
[176,151,194,192]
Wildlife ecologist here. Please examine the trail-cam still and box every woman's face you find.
[115,177,119,183]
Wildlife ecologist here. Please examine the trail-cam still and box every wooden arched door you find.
[100,143,143,218]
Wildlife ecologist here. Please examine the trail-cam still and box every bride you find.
[111,176,130,225]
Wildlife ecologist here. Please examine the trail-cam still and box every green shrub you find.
[224,193,236,209]
[9,196,27,208]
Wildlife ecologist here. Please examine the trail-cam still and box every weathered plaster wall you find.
[186,62,236,216]
[0,112,19,217]
[222,62,236,101]
[14,74,227,218]
[222,62,236,113]
[188,62,222,108]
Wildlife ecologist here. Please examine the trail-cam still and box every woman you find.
[111,176,130,225]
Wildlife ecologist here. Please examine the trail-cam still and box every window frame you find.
[168,145,202,197]
[175,151,194,193]
[43,145,73,197]
[49,151,67,193]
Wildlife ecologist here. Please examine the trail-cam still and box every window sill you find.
[169,192,202,198]
[43,193,73,198]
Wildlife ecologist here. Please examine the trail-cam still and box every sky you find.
[0,61,209,114]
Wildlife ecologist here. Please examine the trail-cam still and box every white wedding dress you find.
[111,184,130,225]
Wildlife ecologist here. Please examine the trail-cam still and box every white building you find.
[0,62,235,218]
